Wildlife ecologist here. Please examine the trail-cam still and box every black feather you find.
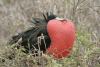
[7,13,57,54]
[42,13,47,22]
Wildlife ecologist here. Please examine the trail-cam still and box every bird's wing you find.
[7,17,47,45]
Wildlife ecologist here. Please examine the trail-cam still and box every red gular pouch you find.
[44,20,75,58]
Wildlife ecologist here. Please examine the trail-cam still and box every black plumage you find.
[7,13,57,55]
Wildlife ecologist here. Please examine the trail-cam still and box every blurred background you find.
[0,0,100,66]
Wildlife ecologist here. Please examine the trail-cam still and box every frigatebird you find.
[7,13,75,58]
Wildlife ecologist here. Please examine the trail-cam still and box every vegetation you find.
[0,0,100,67]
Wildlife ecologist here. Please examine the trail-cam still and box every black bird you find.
[7,13,75,58]
[7,13,58,55]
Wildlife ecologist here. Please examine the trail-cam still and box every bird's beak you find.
[55,17,67,22]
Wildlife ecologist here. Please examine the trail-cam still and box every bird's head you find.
[43,13,67,22]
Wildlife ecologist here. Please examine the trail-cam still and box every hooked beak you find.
[55,17,67,22]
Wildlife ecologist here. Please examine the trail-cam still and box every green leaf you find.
[0,52,5,55]
[66,0,70,7]
[13,22,20,27]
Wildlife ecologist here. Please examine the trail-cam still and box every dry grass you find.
[0,0,100,67]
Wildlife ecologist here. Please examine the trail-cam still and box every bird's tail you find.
[7,31,25,45]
